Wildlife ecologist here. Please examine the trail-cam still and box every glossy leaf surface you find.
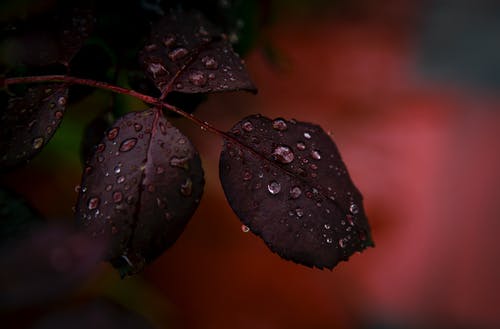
[0,84,68,170]
[75,108,204,276]
[219,115,374,269]
[139,9,256,96]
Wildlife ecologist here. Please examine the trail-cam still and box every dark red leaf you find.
[139,9,256,96]
[219,115,374,269]
[0,84,68,170]
[75,108,204,276]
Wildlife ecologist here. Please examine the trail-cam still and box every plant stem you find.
[4,74,229,138]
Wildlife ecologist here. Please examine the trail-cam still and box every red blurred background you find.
[2,1,500,328]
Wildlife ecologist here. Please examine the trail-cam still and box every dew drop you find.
[303,132,311,139]
[339,239,346,248]
[113,191,123,203]
[148,63,166,77]
[243,170,253,181]
[170,156,189,170]
[311,150,321,160]
[107,127,119,140]
[295,208,304,218]
[163,35,176,47]
[188,71,207,86]
[168,47,188,61]
[289,186,302,199]
[57,96,66,106]
[119,138,138,152]
[156,166,165,174]
[242,121,254,132]
[201,56,218,69]
[105,184,113,192]
[114,166,121,174]
[349,203,359,215]
[272,119,288,131]
[326,238,333,244]
[272,145,294,164]
[241,225,250,233]
[88,197,100,210]
[134,123,143,132]
[117,176,125,184]
[54,111,63,119]
[267,181,281,195]
[296,142,306,150]
[32,137,44,149]
[74,185,81,193]
[180,178,193,196]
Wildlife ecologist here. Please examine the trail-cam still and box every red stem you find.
[3,74,248,148]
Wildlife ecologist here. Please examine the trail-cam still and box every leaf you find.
[0,224,106,309]
[75,108,204,276]
[0,84,68,170]
[219,115,374,269]
[139,9,256,96]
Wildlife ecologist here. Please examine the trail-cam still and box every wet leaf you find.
[0,187,44,248]
[80,114,113,164]
[0,84,68,170]
[139,9,256,96]
[219,115,374,269]
[0,224,106,308]
[75,108,204,276]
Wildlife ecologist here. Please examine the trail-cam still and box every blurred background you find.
[1,0,500,328]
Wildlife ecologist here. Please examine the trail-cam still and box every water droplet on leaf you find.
[267,181,281,195]
[119,138,138,152]
[272,146,294,164]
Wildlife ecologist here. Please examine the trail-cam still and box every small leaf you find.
[75,108,204,276]
[219,115,374,269]
[0,84,68,170]
[139,9,256,96]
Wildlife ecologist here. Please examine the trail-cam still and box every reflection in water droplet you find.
[296,142,306,150]
[349,204,359,215]
[168,47,188,61]
[272,119,288,131]
[180,178,193,196]
[114,166,121,174]
[113,191,123,203]
[188,71,207,86]
[119,138,138,152]
[105,184,113,191]
[303,132,311,139]
[273,146,294,164]
[134,123,143,132]
[57,97,66,106]
[326,238,333,244]
[311,150,321,160]
[267,181,281,195]
[339,239,346,248]
[201,56,218,69]
[295,208,304,218]
[88,197,100,210]
[117,176,125,184]
[289,186,302,199]
[241,225,250,233]
[32,137,44,149]
[54,111,63,119]
[107,127,119,140]
[324,224,331,230]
